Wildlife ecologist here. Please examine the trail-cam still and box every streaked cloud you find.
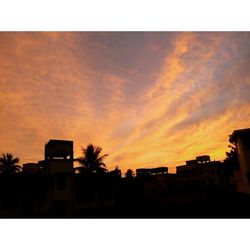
[0,32,249,173]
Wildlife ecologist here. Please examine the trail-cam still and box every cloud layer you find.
[0,32,250,173]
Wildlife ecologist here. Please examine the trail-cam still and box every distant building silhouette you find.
[136,167,168,177]
[230,128,250,193]
[109,167,121,178]
[23,163,41,173]
[176,155,230,189]
[196,155,210,163]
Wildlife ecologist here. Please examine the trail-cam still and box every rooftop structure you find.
[229,128,250,144]
[45,139,73,160]
[136,167,168,177]
[196,155,210,163]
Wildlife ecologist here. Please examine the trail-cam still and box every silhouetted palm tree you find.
[0,153,22,175]
[76,144,108,173]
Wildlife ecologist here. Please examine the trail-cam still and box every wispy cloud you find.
[0,32,249,173]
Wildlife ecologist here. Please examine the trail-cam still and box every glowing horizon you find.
[0,32,250,173]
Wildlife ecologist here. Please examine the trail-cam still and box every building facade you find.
[230,128,250,193]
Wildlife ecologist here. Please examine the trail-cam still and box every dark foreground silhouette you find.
[0,168,248,218]
[0,127,250,218]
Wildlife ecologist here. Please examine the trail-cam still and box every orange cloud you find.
[0,32,250,174]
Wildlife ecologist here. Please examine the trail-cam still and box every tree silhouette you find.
[125,169,134,179]
[224,144,240,175]
[76,144,108,174]
[0,153,22,175]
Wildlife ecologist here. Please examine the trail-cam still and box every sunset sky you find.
[0,32,250,173]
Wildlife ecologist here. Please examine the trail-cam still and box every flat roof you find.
[45,139,73,146]
[47,139,73,143]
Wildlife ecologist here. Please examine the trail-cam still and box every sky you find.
[0,32,250,173]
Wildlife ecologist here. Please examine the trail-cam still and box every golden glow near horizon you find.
[0,32,250,173]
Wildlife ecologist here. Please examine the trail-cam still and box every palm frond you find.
[0,153,21,174]
[77,144,108,172]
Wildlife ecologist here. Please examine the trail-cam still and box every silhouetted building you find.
[41,140,74,216]
[230,128,250,193]
[109,167,121,178]
[196,155,210,163]
[23,163,41,173]
[176,156,229,189]
[136,167,168,177]
[45,139,73,160]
